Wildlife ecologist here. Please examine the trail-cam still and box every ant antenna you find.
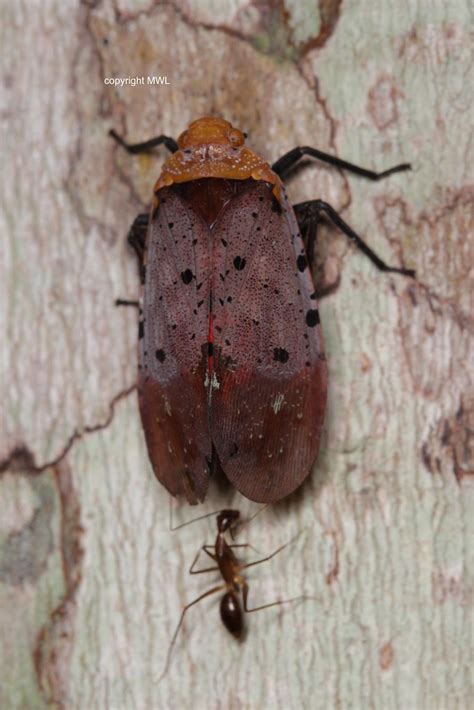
[234,504,269,536]
[168,497,236,532]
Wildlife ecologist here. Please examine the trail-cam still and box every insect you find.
[111,117,414,504]
[158,508,314,681]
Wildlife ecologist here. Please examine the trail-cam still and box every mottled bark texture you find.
[1,1,472,709]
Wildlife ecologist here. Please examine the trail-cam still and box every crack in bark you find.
[33,460,83,709]
[0,384,136,477]
[166,0,342,60]
[90,0,341,61]
[1,386,137,702]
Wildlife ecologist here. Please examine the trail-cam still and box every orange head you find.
[154,116,281,204]
[177,117,246,150]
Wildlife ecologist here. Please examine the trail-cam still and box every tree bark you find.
[1,1,472,708]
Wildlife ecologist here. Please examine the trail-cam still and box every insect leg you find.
[127,212,148,261]
[189,542,259,576]
[157,584,226,683]
[293,200,415,277]
[115,212,148,303]
[115,299,139,308]
[234,504,269,535]
[298,215,319,270]
[202,545,218,562]
[109,129,179,154]
[189,546,218,575]
[272,146,410,181]
[242,582,319,613]
[115,214,148,303]
[228,543,260,554]
[214,542,262,555]
[241,533,302,571]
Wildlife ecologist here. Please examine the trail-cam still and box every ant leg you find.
[228,543,260,554]
[272,145,410,181]
[189,546,218,575]
[234,504,269,536]
[293,200,415,278]
[242,582,319,613]
[157,584,225,683]
[189,544,259,575]
[110,129,178,154]
[200,545,218,563]
[241,533,302,571]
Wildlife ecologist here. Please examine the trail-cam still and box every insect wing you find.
[210,182,327,502]
[138,188,212,503]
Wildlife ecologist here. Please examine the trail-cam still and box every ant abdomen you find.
[220,591,243,638]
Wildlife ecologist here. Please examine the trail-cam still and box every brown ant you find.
[158,508,318,681]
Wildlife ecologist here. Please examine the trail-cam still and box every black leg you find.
[296,217,339,301]
[126,213,149,283]
[128,213,148,258]
[109,129,178,154]
[294,200,415,277]
[299,218,319,270]
[115,299,139,308]
[272,146,411,181]
[115,213,146,306]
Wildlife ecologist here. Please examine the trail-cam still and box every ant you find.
[158,508,318,681]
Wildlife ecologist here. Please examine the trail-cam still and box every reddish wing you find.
[138,188,211,503]
[210,182,327,502]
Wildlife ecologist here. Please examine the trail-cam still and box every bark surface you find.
[1,1,472,708]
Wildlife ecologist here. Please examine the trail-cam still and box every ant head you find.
[216,509,240,534]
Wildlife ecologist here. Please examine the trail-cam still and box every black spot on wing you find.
[273,347,289,363]
[233,256,246,271]
[181,268,193,285]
